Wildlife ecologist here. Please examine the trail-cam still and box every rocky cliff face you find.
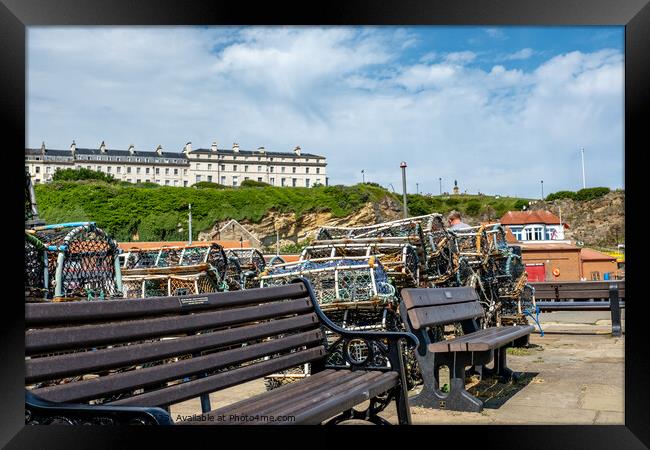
[198,194,404,248]
[198,190,624,250]
[528,190,624,247]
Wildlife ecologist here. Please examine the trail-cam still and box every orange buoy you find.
[552,268,560,277]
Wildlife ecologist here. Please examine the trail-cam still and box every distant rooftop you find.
[500,210,568,228]
[26,143,325,159]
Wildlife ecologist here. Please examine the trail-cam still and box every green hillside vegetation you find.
[34,181,391,241]
[33,180,533,242]
[406,194,531,219]
[545,187,610,202]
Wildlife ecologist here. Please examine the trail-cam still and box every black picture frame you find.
[1,0,647,447]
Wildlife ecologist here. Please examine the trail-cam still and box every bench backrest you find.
[530,281,625,300]
[400,287,484,330]
[25,283,326,409]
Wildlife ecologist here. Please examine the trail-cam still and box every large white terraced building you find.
[25,141,328,188]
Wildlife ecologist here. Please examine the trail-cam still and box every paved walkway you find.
[170,311,624,425]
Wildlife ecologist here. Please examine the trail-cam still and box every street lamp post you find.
[416,182,419,195]
[400,161,408,218]
[541,180,544,200]
[438,177,442,195]
[188,203,193,244]
[361,169,365,184]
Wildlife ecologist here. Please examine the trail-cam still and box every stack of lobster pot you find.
[121,243,230,297]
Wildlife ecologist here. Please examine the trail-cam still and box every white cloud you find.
[485,28,507,40]
[502,48,535,60]
[444,51,476,64]
[27,27,623,197]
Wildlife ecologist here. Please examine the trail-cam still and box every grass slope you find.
[34,181,532,242]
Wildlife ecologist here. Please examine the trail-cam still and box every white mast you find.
[581,147,586,189]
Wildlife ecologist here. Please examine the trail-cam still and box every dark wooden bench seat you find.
[399,286,533,412]
[185,369,398,425]
[427,325,534,352]
[25,278,418,425]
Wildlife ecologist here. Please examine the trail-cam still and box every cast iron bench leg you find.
[410,353,484,413]
[609,283,622,337]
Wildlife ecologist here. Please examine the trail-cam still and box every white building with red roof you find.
[499,210,569,242]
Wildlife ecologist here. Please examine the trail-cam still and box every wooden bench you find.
[25,278,417,425]
[399,287,533,412]
[531,281,625,336]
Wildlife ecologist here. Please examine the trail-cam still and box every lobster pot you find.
[227,248,266,272]
[223,257,243,291]
[25,233,47,298]
[121,271,220,298]
[301,243,420,287]
[124,243,228,285]
[260,257,397,311]
[25,223,122,301]
[480,224,509,255]
[453,226,491,265]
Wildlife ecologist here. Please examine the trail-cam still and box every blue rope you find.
[523,305,544,337]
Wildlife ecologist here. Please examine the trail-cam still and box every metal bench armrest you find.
[26,390,174,425]
[291,277,419,349]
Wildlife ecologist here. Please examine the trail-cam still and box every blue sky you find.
[27,26,624,198]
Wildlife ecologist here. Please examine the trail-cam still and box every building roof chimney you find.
[99,140,107,153]
[294,145,301,156]
[183,142,192,154]
[156,144,163,156]
[128,144,135,155]
[232,143,240,153]
[211,141,218,152]
[69,140,76,155]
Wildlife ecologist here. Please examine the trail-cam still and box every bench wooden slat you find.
[408,301,484,329]
[25,284,309,325]
[26,297,313,353]
[213,369,342,417]
[189,370,398,425]
[231,371,364,417]
[31,330,324,404]
[428,325,534,352]
[217,371,370,419]
[401,287,479,310]
[291,372,398,425]
[107,346,327,408]
[26,314,320,383]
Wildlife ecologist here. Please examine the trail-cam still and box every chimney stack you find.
[41,141,46,154]
[128,144,135,155]
[211,141,218,152]
[294,145,301,156]
[232,143,240,153]
[99,140,107,153]
[156,144,163,156]
[69,140,76,155]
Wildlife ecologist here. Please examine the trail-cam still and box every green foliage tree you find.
[513,199,529,210]
[545,190,577,201]
[193,181,229,189]
[240,179,271,188]
[575,187,610,201]
[52,167,116,183]
[464,200,482,216]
